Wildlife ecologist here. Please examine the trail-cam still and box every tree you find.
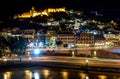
[0,36,8,57]
[18,37,28,55]
[8,36,28,55]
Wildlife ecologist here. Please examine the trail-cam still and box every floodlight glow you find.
[68,44,71,49]
[68,44,74,49]
[93,31,97,35]
[39,42,44,47]
[34,49,40,55]
[33,72,40,79]
[30,43,34,47]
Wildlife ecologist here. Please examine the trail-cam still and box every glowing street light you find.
[28,57,32,60]
[34,49,40,55]
[32,48,43,56]
[93,51,97,58]
[85,58,89,71]
[85,59,89,65]
[72,51,75,57]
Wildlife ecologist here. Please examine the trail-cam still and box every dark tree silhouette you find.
[8,36,28,55]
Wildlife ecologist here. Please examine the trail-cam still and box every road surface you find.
[0,56,120,69]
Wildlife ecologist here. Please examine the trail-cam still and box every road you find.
[0,56,120,69]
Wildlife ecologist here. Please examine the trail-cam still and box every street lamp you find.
[72,51,75,57]
[85,58,89,71]
[85,59,89,66]
[93,50,97,58]
[28,57,31,61]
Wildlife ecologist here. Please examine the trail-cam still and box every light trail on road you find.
[0,56,120,68]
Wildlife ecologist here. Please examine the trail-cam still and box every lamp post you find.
[29,57,32,61]
[72,50,75,57]
[85,59,88,66]
[85,58,89,71]
[93,50,97,58]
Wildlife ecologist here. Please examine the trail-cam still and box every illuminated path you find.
[0,56,120,72]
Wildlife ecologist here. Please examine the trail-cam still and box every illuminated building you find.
[94,34,106,46]
[17,6,48,18]
[57,34,76,45]
[97,24,105,29]
[74,19,81,30]
[77,32,95,47]
[110,20,118,26]
[57,32,106,47]
[104,32,120,46]
[47,31,56,45]
[25,31,56,56]
[57,31,95,47]
[56,31,76,46]
[22,30,35,39]
[15,7,66,18]
[8,29,35,39]
[11,30,22,37]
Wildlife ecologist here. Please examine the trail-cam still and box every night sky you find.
[0,0,120,21]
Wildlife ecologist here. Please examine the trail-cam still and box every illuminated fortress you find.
[16,7,66,18]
